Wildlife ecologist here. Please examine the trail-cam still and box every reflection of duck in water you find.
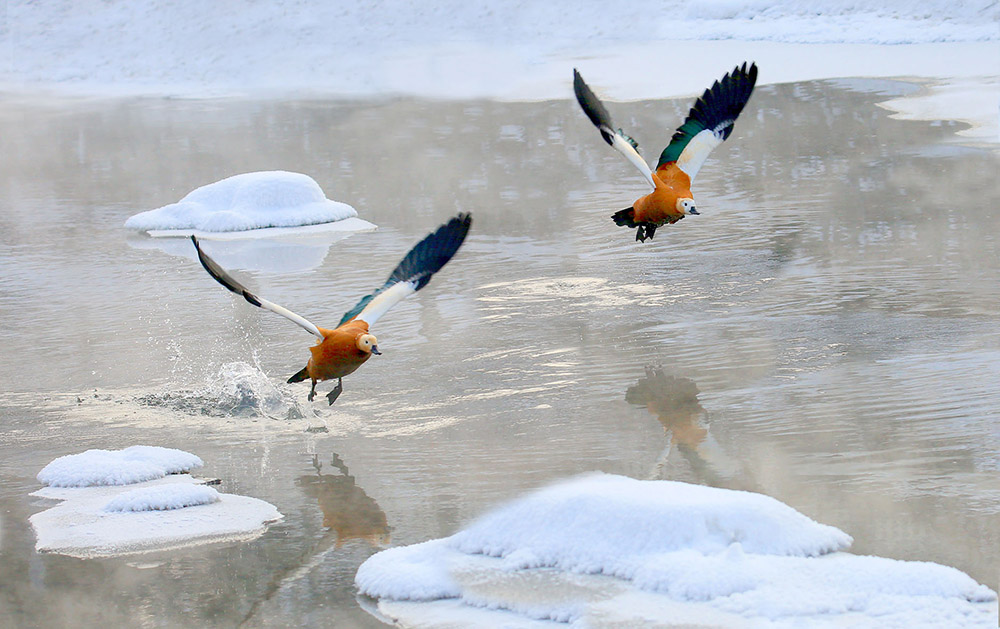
[241,453,389,625]
[626,366,748,488]
[192,213,471,405]
[297,453,390,547]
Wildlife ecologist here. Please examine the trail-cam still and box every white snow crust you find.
[356,473,998,627]
[2,1,996,94]
[31,447,282,558]
[103,484,221,512]
[124,171,367,234]
[1,2,996,142]
[37,445,203,487]
[450,474,852,561]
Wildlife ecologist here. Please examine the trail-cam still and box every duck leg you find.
[308,378,318,402]
[326,379,344,405]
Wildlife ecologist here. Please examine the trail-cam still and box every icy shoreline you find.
[1,1,997,142]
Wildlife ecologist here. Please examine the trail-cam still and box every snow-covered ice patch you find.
[450,473,852,562]
[2,2,998,143]
[103,484,221,512]
[37,445,202,487]
[31,447,282,558]
[4,1,997,96]
[879,76,1000,144]
[356,473,998,627]
[124,171,374,235]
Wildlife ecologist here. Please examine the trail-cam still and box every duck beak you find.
[371,345,381,355]
[688,207,700,215]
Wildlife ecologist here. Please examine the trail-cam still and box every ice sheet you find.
[31,446,283,558]
[356,473,998,627]
[124,171,367,234]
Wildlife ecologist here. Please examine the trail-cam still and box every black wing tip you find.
[190,234,204,258]
[190,234,217,280]
[190,235,262,308]
[573,69,616,145]
[336,213,472,327]
[394,212,473,290]
[682,61,759,140]
[727,61,759,90]
[337,213,472,326]
[447,211,473,233]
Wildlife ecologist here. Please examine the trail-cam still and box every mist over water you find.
[0,79,997,626]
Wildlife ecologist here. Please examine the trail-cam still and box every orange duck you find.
[574,63,758,242]
[192,213,471,404]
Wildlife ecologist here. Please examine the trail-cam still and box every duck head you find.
[356,333,381,355]
[677,198,699,215]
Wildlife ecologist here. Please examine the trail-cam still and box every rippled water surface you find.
[1,79,998,627]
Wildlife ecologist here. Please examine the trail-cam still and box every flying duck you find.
[192,213,472,404]
[573,63,758,242]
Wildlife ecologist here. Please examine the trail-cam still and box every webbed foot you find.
[327,379,344,406]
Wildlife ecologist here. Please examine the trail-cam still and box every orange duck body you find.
[191,214,472,405]
[632,165,693,226]
[574,63,757,242]
[305,320,373,382]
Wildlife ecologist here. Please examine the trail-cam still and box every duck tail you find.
[287,366,310,384]
[612,207,637,228]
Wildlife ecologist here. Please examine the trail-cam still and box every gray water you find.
[0,79,998,627]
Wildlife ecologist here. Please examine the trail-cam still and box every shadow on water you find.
[625,366,756,492]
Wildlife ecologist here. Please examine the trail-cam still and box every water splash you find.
[135,362,305,420]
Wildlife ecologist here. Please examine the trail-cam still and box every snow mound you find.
[37,446,203,487]
[451,473,852,562]
[357,473,998,627]
[31,447,282,558]
[124,171,360,233]
[358,539,461,601]
[104,483,221,512]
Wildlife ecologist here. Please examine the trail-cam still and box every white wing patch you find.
[676,127,727,181]
[256,298,324,339]
[607,128,656,190]
[354,281,418,327]
[192,235,324,339]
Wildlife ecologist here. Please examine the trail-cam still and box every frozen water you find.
[1,2,996,141]
[37,445,203,487]
[357,474,998,627]
[449,473,852,562]
[103,483,221,512]
[31,447,282,558]
[124,171,371,234]
[32,475,282,558]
